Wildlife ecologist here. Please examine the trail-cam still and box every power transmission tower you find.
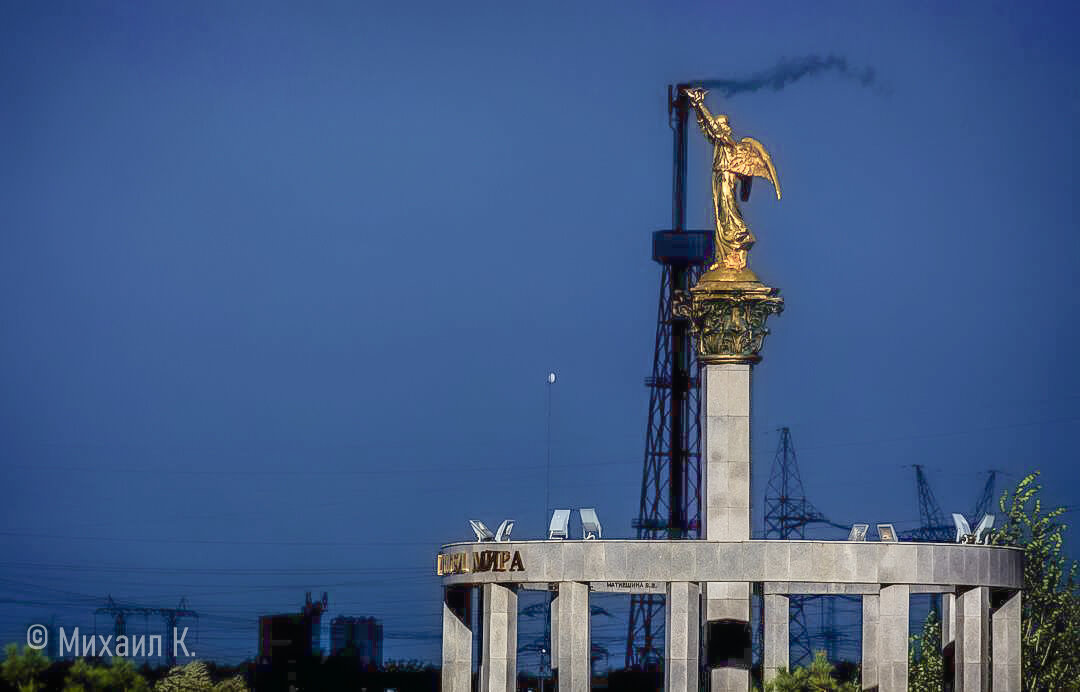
[761,428,866,666]
[519,602,552,689]
[900,466,997,542]
[817,598,838,662]
[625,85,711,670]
[896,466,998,668]
[901,464,953,542]
[95,596,198,667]
[159,598,198,666]
[762,428,827,665]
[970,471,999,520]
[764,428,831,538]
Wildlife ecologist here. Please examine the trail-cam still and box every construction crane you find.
[95,596,198,666]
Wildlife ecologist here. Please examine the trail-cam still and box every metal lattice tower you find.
[897,466,998,668]
[95,596,198,666]
[900,465,997,543]
[970,470,999,520]
[625,86,710,670]
[904,464,953,542]
[809,597,860,664]
[762,428,827,665]
[763,428,830,538]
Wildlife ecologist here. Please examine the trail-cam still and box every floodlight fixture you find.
[470,520,495,542]
[549,509,571,540]
[847,523,869,541]
[495,519,515,542]
[876,523,898,542]
[579,508,602,540]
[973,514,994,544]
[953,513,973,543]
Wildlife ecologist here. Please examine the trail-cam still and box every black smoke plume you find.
[702,55,875,98]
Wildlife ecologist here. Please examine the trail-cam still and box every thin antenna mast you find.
[544,372,556,525]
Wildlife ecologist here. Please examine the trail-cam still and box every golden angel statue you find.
[684,87,781,273]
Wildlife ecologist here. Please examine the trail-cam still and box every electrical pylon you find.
[95,596,198,666]
[900,465,997,542]
[761,428,830,665]
[762,429,864,666]
[970,470,999,521]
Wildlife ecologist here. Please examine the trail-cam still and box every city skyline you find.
[2,1,1079,666]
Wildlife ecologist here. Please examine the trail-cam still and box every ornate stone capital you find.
[675,276,784,365]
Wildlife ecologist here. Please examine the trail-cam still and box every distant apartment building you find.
[329,615,383,669]
[257,592,328,665]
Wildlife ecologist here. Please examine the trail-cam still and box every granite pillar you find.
[942,592,956,652]
[861,593,879,691]
[702,364,752,543]
[681,262,782,691]
[442,585,473,692]
[702,364,752,691]
[550,592,559,672]
[555,582,589,690]
[665,582,700,691]
[991,590,1021,692]
[878,585,909,692]
[955,586,989,691]
[480,583,517,692]
[941,592,957,686]
[763,593,789,683]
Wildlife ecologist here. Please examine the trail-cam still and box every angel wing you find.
[727,137,781,200]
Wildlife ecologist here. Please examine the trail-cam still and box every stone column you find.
[555,581,589,690]
[680,267,783,692]
[861,593,879,691]
[665,582,701,691]
[549,592,559,673]
[442,585,473,692]
[763,593,789,683]
[480,583,517,692]
[702,364,753,692]
[704,581,751,690]
[878,585,910,692]
[991,590,1021,692]
[702,364,752,543]
[955,586,990,691]
[941,592,957,686]
[942,592,956,651]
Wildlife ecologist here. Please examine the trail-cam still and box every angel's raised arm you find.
[683,88,719,143]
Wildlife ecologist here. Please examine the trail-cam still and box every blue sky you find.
[2,0,1078,665]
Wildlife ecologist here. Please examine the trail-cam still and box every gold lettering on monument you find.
[436,550,525,576]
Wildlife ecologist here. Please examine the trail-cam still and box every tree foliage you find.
[153,661,247,692]
[762,651,859,692]
[63,656,149,691]
[991,471,1080,690]
[1,644,49,692]
[908,608,943,692]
